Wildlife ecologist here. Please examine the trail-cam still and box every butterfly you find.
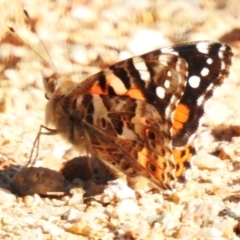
[31,41,232,189]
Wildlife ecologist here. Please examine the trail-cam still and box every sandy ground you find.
[1,0,240,239]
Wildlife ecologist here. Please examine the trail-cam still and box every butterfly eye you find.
[42,75,51,98]
[42,73,57,99]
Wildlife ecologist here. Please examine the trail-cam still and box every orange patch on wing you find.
[172,144,193,178]
[125,88,146,101]
[87,82,108,95]
[87,73,129,95]
[172,103,190,136]
[137,147,149,168]
[87,77,146,101]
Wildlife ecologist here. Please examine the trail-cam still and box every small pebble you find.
[101,179,136,203]
[63,208,83,222]
[0,188,16,206]
[197,227,223,238]
[193,154,225,171]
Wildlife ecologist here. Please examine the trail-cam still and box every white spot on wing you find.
[218,50,224,59]
[160,47,178,55]
[221,62,226,70]
[196,42,210,54]
[197,95,204,106]
[156,86,165,99]
[220,44,226,52]
[119,127,137,140]
[207,58,213,64]
[201,67,209,76]
[158,54,171,63]
[206,82,214,91]
[164,80,170,88]
[133,57,150,81]
[176,60,183,73]
[106,71,127,95]
[160,46,174,53]
[188,75,201,88]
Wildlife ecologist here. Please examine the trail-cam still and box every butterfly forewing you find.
[86,51,187,120]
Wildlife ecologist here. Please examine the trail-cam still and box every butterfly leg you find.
[27,125,58,167]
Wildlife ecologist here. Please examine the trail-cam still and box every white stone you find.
[0,188,16,206]
[101,179,136,203]
[192,154,225,170]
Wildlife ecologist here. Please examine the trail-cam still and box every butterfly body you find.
[43,41,233,189]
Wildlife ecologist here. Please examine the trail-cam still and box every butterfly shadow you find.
[0,156,117,200]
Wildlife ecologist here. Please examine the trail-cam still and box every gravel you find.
[1,0,240,239]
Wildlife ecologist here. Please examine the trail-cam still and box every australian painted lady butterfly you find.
[32,41,232,189]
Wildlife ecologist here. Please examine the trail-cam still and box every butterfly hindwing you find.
[64,93,176,188]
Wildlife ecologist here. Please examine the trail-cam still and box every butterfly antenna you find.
[23,9,58,73]
[8,9,57,73]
